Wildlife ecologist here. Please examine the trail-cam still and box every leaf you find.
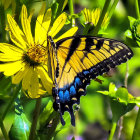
[98,83,136,122]
[62,0,68,11]
[39,100,54,127]
[115,87,129,105]
[110,99,135,122]
[9,113,31,140]
[125,29,132,39]
[128,16,136,29]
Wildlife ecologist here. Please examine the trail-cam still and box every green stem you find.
[108,0,119,19]
[83,23,91,35]
[45,112,60,140]
[132,107,140,140]
[29,98,42,140]
[2,84,21,120]
[135,0,140,19]
[68,0,75,26]
[0,118,9,140]
[92,0,111,35]
[124,61,129,88]
[108,121,117,140]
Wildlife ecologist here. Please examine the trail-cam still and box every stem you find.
[108,121,117,140]
[0,118,9,140]
[117,117,123,139]
[108,0,119,19]
[132,107,140,140]
[124,61,129,88]
[2,84,21,120]
[83,23,91,35]
[45,112,60,140]
[135,0,140,19]
[29,98,42,140]
[68,0,75,26]
[92,0,111,35]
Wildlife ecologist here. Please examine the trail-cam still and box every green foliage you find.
[9,113,31,140]
[0,0,140,140]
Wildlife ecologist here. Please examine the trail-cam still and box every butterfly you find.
[47,35,133,126]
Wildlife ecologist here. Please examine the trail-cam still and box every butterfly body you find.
[48,36,133,126]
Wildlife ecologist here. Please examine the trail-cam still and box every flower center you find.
[24,45,48,66]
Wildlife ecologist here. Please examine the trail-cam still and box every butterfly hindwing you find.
[51,36,133,126]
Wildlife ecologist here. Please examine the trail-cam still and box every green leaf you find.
[9,113,31,140]
[110,98,135,122]
[115,87,128,105]
[62,0,68,11]
[136,40,140,47]
[109,83,116,97]
[51,2,59,22]
[125,29,132,39]
[39,100,54,127]
[98,83,136,122]
[128,16,136,29]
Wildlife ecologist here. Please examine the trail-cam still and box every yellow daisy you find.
[82,8,109,30]
[0,4,78,98]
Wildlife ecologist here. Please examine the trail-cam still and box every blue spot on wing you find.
[83,70,89,75]
[58,91,64,103]
[74,77,82,87]
[63,90,70,102]
[70,86,76,96]
[58,90,70,103]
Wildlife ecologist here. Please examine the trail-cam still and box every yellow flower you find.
[0,4,78,98]
[82,8,109,30]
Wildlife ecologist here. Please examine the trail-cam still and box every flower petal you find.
[28,68,39,98]
[0,53,22,62]
[0,43,23,62]
[54,26,78,42]
[21,5,34,46]
[12,65,29,84]
[7,14,27,50]
[37,66,53,95]
[48,13,67,37]
[0,61,24,76]
[22,66,33,90]
[35,4,51,45]
[0,43,23,54]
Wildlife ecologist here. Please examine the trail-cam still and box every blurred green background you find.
[0,0,140,140]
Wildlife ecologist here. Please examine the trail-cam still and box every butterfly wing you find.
[52,36,133,126]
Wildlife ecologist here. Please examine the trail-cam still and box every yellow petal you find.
[35,4,51,45]
[22,67,33,90]
[37,66,53,95]
[21,5,34,46]
[0,43,23,54]
[54,26,78,42]
[48,13,67,37]
[7,14,27,50]
[0,53,22,62]
[0,61,24,76]
[28,68,39,98]
[12,65,29,84]
[0,43,23,62]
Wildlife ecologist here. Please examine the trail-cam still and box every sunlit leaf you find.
[9,113,31,140]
